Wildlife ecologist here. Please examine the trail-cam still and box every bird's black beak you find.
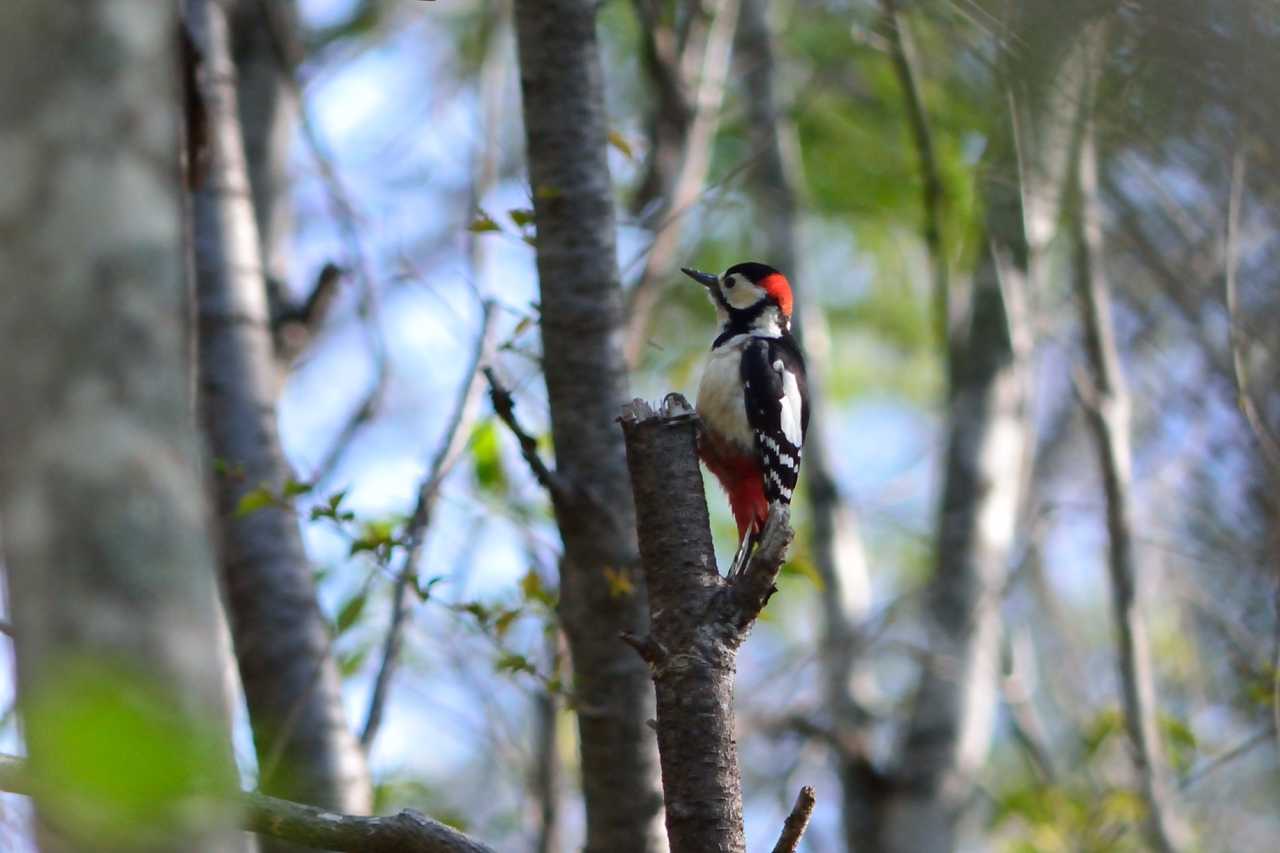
[681,267,719,288]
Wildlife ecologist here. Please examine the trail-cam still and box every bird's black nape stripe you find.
[711,300,784,349]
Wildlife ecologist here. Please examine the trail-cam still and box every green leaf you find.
[338,645,371,678]
[234,486,276,518]
[281,478,313,499]
[335,590,368,635]
[414,575,445,602]
[24,661,233,845]
[607,129,634,160]
[1082,708,1123,760]
[520,568,556,608]
[467,210,501,232]
[349,518,399,557]
[508,208,535,227]
[493,608,520,640]
[470,420,506,493]
[461,601,491,625]
[494,652,534,676]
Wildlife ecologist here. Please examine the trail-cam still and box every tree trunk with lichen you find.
[0,3,241,849]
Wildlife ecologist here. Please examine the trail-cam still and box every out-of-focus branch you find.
[0,755,495,853]
[618,394,800,853]
[880,0,950,346]
[770,786,817,853]
[253,0,391,488]
[624,0,741,365]
[483,368,570,502]
[1224,150,1280,477]
[1072,98,1188,853]
[1222,145,1280,757]
[360,301,500,750]
[270,261,344,362]
[531,626,565,853]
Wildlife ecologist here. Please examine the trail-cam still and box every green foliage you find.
[335,588,369,636]
[467,210,501,233]
[1159,713,1198,775]
[23,661,234,847]
[348,517,403,561]
[991,780,1148,852]
[520,568,557,609]
[470,419,507,494]
[234,478,313,518]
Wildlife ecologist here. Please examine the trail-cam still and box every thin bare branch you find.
[1179,727,1274,790]
[624,0,741,365]
[1224,150,1280,477]
[253,0,392,488]
[360,301,500,750]
[1072,87,1188,853]
[770,786,817,853]
[880,0,950,345]
[483,368,570,501]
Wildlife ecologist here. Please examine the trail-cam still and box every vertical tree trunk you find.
[511,2,666,851]
[231,0,299,292]
[0,3,240,849]
[875,128,1033,853]
[1073,104,1188,853]
[735,1,882,838]
[187,0,373,832]
[619,399,796,853]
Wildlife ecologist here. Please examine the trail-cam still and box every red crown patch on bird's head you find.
[757,273,793,318]
[723,262,793,318]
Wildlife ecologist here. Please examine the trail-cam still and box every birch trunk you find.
[1073,104,1188,853]
[512,2,666,850]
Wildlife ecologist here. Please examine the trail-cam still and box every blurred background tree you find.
[0,0,1278,849]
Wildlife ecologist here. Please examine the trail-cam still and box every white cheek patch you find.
[774,358,804,447]
[724,279,766,311]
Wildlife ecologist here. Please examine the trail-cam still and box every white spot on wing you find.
[774,360,804,447]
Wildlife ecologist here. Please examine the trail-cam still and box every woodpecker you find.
[683,262,808,574]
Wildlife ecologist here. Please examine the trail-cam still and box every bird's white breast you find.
[696,334,753,450]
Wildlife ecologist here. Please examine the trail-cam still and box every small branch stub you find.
[770,786,817,853]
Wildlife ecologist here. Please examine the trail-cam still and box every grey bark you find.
[0,3,240,849]
[231,0,298,293]
[511,2,666,850]
[1073,108,1189,853]
[187,0,373,827]
[618,397,796,853]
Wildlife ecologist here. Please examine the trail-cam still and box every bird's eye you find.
[724,276,735,289]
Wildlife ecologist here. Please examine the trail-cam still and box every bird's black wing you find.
[740,335,807,505]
